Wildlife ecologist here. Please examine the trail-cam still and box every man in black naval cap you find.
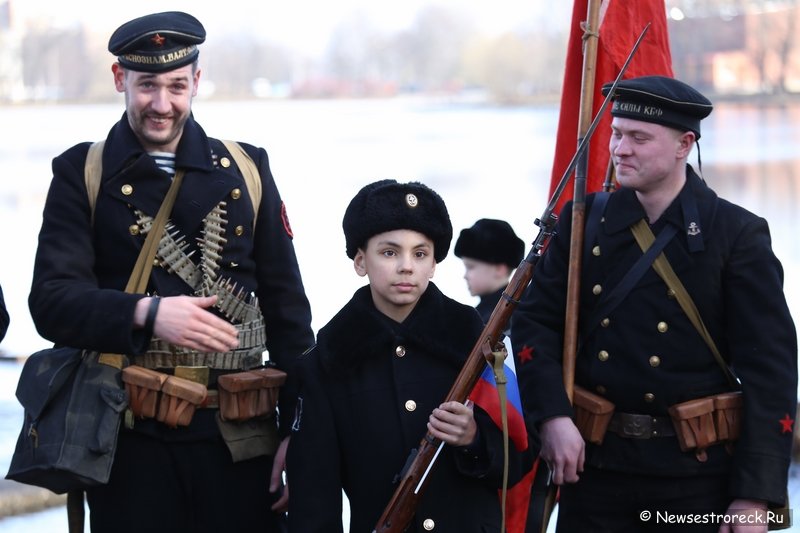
[29,11,313,533]
[512,75,796,531]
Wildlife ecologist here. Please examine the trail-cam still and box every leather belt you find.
[200,390,219,409]
[607,412,675,439]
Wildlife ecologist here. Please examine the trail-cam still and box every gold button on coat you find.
[220,157,231,168]
[596,385,606,394]
[598,350,609,362]
[592,245,601,256]
[600,318,610,328]
[128,224,140,236]
[234,225,244,236]
[423,518,435,530]
[395,346,406,357]
[231,188,242,200]
[121,184,133,195]
[657,321,668,333]
[404,400,417,412]
[644,393,655,402]
[649,356,661,367]
[592,284,602,295]
[666,288,676,299]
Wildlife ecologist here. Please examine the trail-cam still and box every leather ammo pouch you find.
[156,375,208,428]
[217,367,286,422]
[668,397,717,462]
[122,365,168,419]
[573,384,615,445]
[712,391,743,442]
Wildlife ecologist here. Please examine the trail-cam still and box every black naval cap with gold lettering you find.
[601,75,713,139]
[108,11,206,73]
[343,179,453,263]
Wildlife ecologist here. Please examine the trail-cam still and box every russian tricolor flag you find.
[468,353,533,533]
[469,359,528,452]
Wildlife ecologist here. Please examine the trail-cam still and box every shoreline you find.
[0,480,65,519]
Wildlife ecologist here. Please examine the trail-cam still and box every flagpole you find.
[563,0,600,414]
[537,1,602,532]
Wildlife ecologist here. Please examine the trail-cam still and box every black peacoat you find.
[0,284,8,343]
[288,283,524,533]
[28,113,314,437]
[511,167,797,506]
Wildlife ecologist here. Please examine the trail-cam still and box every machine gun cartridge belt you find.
[140,317,266,370]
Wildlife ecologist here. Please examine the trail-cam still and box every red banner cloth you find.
[549,0,674,213]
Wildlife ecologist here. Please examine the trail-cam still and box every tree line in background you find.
[11,5,567,104]
[9,1,800,104]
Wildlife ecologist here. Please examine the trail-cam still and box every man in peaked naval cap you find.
[512,75,797,531]
[29,10,313,533]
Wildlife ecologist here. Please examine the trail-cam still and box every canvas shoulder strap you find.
[221,140,262,228]
[630,220,739,389]
[83,139,262,227]
[84,141,104,225]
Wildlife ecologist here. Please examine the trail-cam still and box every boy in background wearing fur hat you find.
[454,218,525,324]
[287,180,524,532]
[512,75,796,531]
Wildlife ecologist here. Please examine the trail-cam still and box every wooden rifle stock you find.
[373,25,651,533]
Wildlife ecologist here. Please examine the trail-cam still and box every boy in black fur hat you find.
[287,179,524,532]
[455,218,525,323]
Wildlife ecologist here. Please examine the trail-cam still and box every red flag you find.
[549,0,674,213]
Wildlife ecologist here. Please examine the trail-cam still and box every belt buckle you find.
[621,414,652,438]
[174,365,210,386]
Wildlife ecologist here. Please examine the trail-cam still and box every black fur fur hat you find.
[454,218,524,269]
[343,179,452,263]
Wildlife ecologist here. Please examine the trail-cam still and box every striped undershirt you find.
[149,151,176,177]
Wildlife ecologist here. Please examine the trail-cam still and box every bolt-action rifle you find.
[371,23,650,533]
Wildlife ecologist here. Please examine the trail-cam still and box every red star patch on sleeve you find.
[281,202,294,238]
[779,413,794,434]
[518,345,534,364]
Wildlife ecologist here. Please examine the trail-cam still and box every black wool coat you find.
[288,283,524,533]
[28,113,314,437]
[0,285,8,343]
[511,167,797,506]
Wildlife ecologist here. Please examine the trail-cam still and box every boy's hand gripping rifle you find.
[372,24,650,533]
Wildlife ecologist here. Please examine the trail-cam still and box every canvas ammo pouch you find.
[217,367,286,422]
[573,384,615,445]
[121,365,208,428]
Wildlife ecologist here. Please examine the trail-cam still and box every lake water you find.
[0,97,798,530]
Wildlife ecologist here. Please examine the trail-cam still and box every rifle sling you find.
[490,346,511,533]
[630,220,738,389]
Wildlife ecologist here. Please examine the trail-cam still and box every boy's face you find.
[461,258,509,297]
[354,229,436,323]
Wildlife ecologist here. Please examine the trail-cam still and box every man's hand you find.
[428,401,477,447]
[719,498,768,533]
[270,436,290,512]
[539,416,585,485]
[135,295,239,352]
